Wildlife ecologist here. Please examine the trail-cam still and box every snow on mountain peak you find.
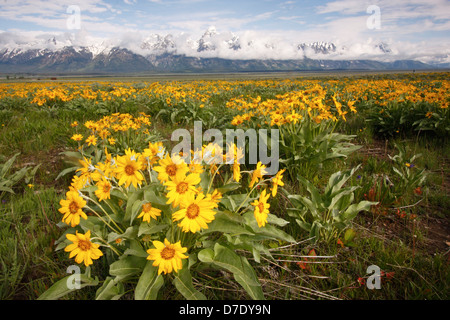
[0,27,403,63]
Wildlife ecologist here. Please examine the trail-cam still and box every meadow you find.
[0,71,448,300]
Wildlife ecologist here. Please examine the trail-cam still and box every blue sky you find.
[0,0,448,38]
[0,0,449,62]
[0,0,331,35]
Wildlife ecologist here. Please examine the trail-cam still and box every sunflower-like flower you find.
[187,153,204,174]
[108,137,116,145]
[146,239,188,275]
[206,189,222,204]
[226,143,244,182]
[249,162,267,188]
[71,134,83,141]
[285,110,302,125]
[164,171,201,208]
[271,168,286,197]
[202,142,223,165]
[85,135,97,146]
[76,157,94,181]
[58,188,87,227]
[94,177,112,202]
[114,149,144,188]
[65,230,103,267]
[251,189,270,228]
[137,202,162,222]
[71,174,90,190]
[153,154,189,183]
[172,193,217,233]
[142,141,164,166]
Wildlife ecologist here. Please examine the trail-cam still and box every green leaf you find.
[122,239,149,258]
[0,186,15,194]
[109,255,147,281]
[342,200,377,221]
[135,261,164,300]
[223,193,256,212]
[55,166,79,180]
[173,260,207,300]
[327,186,359,211]
[143,187,168,206]
[295,219,312,232]
[326,165,360,196]
[78,216,105,235]
[344,228,356,244]
[200,212,253,236]
[108,226,138,243]
[0,152,20,179]
[197,248,214,263]
[267,214,290,227]
[37,271,99,300]
[124,188,144,223]
[247,218,296,243]
[252,247,261,264]
[27,163,42,181]
[110,189,128,201]
[288,194,320,219]
[217,182,241,194]
[9,167,29,184]
[138,221,169,236]
[95,277,125,300]
[297,176,322,208]
[130,200,144,225]
[199,243,264,300]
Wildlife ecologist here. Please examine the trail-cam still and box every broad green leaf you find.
[96,277,124,300]
[344,228,356,243]
[217,182,241,194]
[327,186,359,211]
[78,216,105,235]
[200,212,253,236]
[295,219,312,232]
[130,200,144,225]
[122,239,149,258]
[124,188,144,223]
[109,255,147,281]
[0,186,14,194]
[226,193,257,212]
[328,165,361,196]
[173,261,207,300]
[288,194,319,219]
[252,247,261,264]
[135,261,164,300]
[37,272,99,300]
[199,243,264,300]
[110,189,128,201]
[26,163,42,182]
[143,187,168,206]
[197,248,214,263]
[107,226,138,243]
[342,200,377,221]
[138,221,169,236]
[310,221,322,243]
[247,217,296,243]
[267,214,290,227]
[9,167,29,184]
[297,175,322,208]
[55,166,79,180]
[0,153,20,178]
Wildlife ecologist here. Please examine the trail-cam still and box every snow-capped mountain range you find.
[0,27,445,73]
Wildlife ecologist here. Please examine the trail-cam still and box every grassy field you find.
[0,71,448,300]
